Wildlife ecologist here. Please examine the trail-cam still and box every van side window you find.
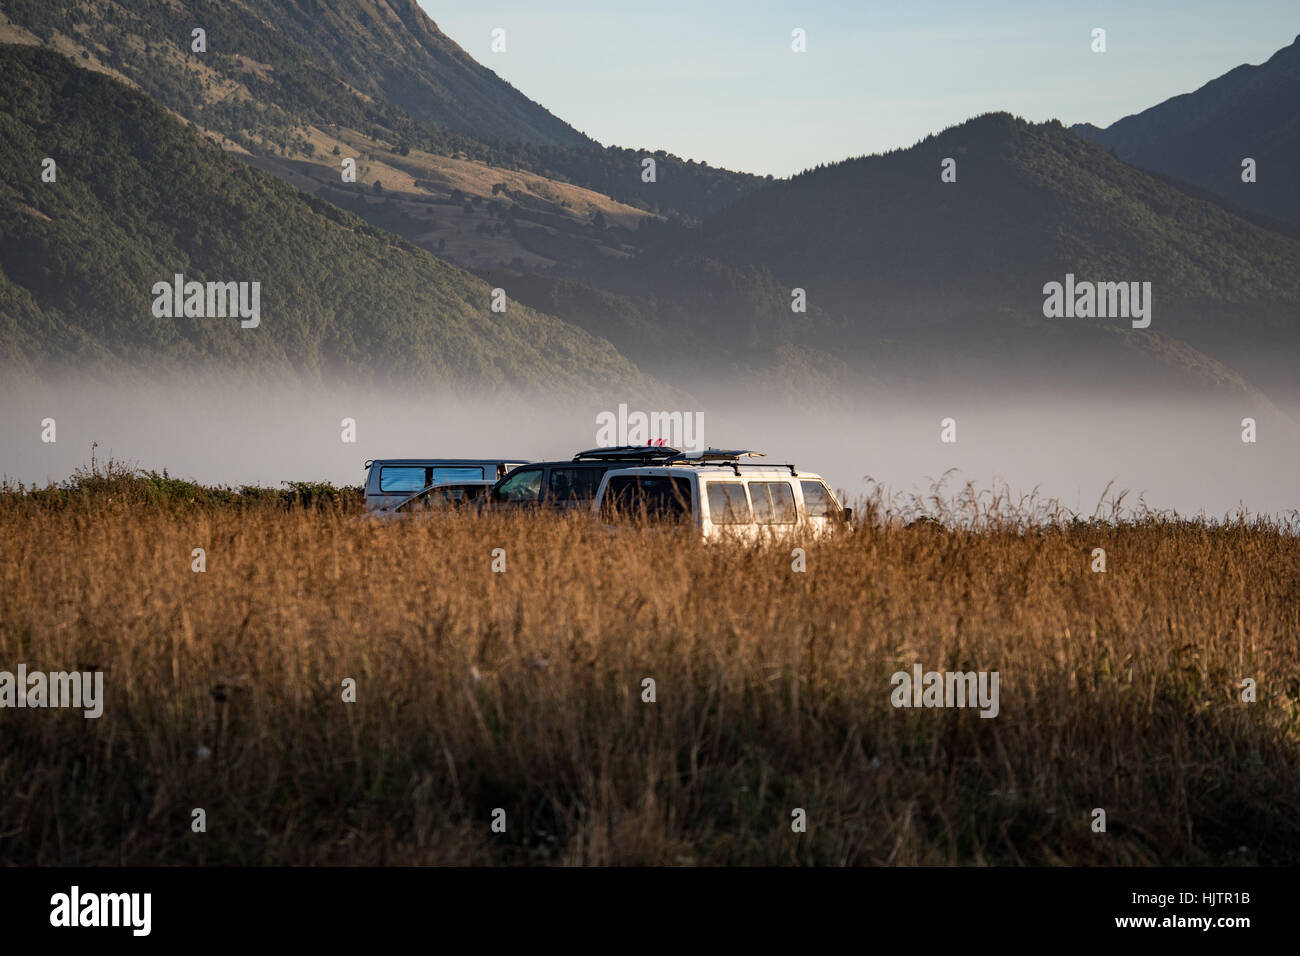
[432,466,485,482]
[380,466,427,493]
[601,476,692,522]
[706,482,751,524]
[800,480,840,517]
[750,481,797,524]
[547,467,604,503]
[494,467,544,502]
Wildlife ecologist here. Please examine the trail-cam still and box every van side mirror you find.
[842,507,853,524]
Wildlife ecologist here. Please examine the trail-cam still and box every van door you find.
[748,480,798,540]
[543,465,607,511]
[491,466,545,508]
[799,478,843,536]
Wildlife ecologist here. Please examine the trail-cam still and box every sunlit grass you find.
[0,465,1297,864]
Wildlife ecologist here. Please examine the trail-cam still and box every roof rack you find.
[571,445,682,462]
[666,448,798,477]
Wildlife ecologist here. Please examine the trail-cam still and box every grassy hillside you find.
[238,132,661,275]
[2,0,589,148]
[0,0,763,220]
[0,45,677,401]
[1074,35,1300,229]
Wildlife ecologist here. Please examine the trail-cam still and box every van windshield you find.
[398,484,487,511]
[800,480,841,517]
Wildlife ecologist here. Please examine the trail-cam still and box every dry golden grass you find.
[1,483,1298,865]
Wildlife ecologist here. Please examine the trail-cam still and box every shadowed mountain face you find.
[0,46,680,404]
[686,113,1300,408]
[1073,35,1300,229]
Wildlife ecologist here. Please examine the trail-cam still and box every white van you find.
[363,458,528,512]
[590,450,850,541]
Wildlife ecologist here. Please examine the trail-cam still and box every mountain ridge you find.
[621,111,1300,408]
[1072,34,1300,227]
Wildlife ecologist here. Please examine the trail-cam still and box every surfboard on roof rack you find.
[571,445,682,462]
[669,448,765,463]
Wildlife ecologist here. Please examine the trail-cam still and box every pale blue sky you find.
[418,1,1297,177]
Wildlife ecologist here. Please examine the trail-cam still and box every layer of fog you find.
[1,374,1296,521]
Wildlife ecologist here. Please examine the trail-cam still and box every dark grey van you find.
[487,446,682,511]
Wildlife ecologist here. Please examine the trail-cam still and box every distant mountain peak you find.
[1071,34,1300,228]
[233,0,596,147]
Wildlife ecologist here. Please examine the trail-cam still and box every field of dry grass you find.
[1,469,1298,865]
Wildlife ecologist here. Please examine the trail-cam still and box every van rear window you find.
[601,476,692,522]
[379,466,427,493]
[750,481,797,524]
[706,482,751,524]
